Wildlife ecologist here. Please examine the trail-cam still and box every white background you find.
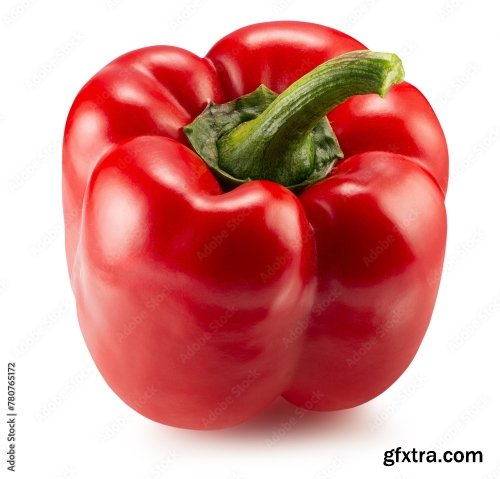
[1,0,499,477]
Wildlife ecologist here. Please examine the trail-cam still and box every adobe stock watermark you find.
[98,413,129,443]
[260,226,315,284]
[448,292,500,352]
[260,253,290,283]
[427,228,486,288]
[1,0,36,27]
[363,234,395,266]
[432,395,490,451]
[265,390,324,447]
[166,0,204,32]
[201,369,261,428]
[270,0,296,14]
[25,31,86,89]
[53,465,78,479]
[437,63,480,108]
[35,366,91,422]
[313,455,345,479]
[282,286,341,349]
[9,138,60,193]
[116,285,172,343]
[143,449,180,479]
[452,127,500,182]
[103,0,126,10]
[345,305,406,368]
[438,0,467,21]
[369,373,428,431]
[12,300,69,358]
[0,279,9,297]
[342,0,380,27]
[99,385,159,443]
[483,461,500,479]
[179,306,236,363]
[29,219,64,257]
[131,385,159,411]
[6,363,17,472]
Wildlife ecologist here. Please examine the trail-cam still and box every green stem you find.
[217,50,404,186]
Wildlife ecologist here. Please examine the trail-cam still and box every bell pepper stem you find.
[217,50,404,186]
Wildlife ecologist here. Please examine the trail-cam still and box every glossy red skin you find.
[63,21,448,428]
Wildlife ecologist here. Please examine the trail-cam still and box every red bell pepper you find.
[63,21,447,429]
